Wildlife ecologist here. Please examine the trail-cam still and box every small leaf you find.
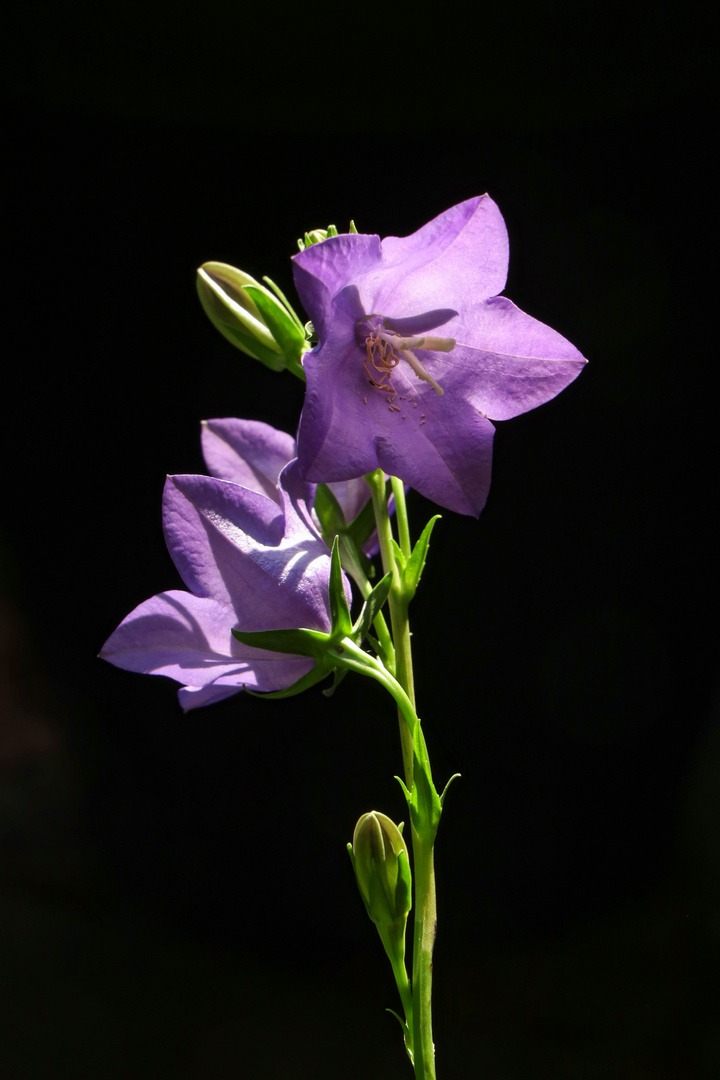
[391,538,406,574]
[248,660,332,700]
[231,626,330,658]
[314,483,347,540]
[439,773,462,808]
[321,667,348,697]
[328,537,353,637]
[261,275,306,332]
[351,572,392,647]
[403,514,441,599]
[243,284,306,358]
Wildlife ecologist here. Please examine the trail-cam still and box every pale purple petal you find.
[299,340,495,516]
[294,195,586,515]
[162,471,338,632]
[100,589,315,710]
[293,233,382,339]
[446,297,587,420]
[366,194,509,318]
[201,418,297,501]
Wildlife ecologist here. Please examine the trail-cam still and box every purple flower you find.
[201,417,374,524]
[292,195,587,516]
[99,461,350,710]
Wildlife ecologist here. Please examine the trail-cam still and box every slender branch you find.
[365,470,415,789]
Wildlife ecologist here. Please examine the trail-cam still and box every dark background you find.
[2,3,718,1077]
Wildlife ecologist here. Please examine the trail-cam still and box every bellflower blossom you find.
[100,461,350,710]
[292,195,587,516]
[200,417,374,525]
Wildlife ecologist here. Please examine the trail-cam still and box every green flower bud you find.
[196,262,308,377]
[349,811,412,928]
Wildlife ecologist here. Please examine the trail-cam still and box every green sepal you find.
[439,773,462,808]
[391,538,406,575]
[386,1010,414,1065]
[314,483,347,540]
[261,275,306,332]
[231,625,331,658]
[247,659,333,700]
[396,723,443,844]
[328,536,353,638]
[402,515,441,600]
[321,667,348,698]
[242,284,306,378]
[351,572,392,648]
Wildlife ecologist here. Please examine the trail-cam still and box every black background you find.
[2,3,718,1077]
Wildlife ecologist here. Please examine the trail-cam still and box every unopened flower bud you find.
[196,261,307,376]
[349,811,412,928]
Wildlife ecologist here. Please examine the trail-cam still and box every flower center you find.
[358,316,455,404]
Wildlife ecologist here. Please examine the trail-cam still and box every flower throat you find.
[360,316,455,406]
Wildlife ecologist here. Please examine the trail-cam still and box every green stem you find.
[365,470,415,789]
[365,470,438,1080]
[410,830,437,1079]
[338,534,396,672]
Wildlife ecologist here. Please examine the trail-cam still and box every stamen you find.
[362,323,454,401]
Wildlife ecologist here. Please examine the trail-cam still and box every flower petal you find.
[447,296,587,420]
[99,589,315,707]
[292,233,383,340]
[366,195,509,318]
[201,418,297,500]
[162,472,336,630]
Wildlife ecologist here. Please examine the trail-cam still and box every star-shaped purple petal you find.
[100,461,350,710]
[292,195,586,516]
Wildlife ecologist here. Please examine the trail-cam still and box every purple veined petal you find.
[298,332,495,516]
[99,589,315,687]
[375,398,496,517]
[297,338,384,483]
[201,418,297,501]
[99,589,316,710]
[162,473,338,631]
[359,195,510,319]
[446,296,587,421]
[292,233,383,340]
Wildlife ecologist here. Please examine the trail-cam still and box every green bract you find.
[196,261,308,378]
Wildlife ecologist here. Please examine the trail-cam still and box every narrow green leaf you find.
[439,773,462,808]
[391,538,406,574]
[243,284,305,357]
[321,667,348,697]
[247,660,332,700]
[403,514,441,599]
[329,536,353,637]
[231,626,330,658]
[351,571,392,647]
[314,483,347,540]
[262,275,305,332]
